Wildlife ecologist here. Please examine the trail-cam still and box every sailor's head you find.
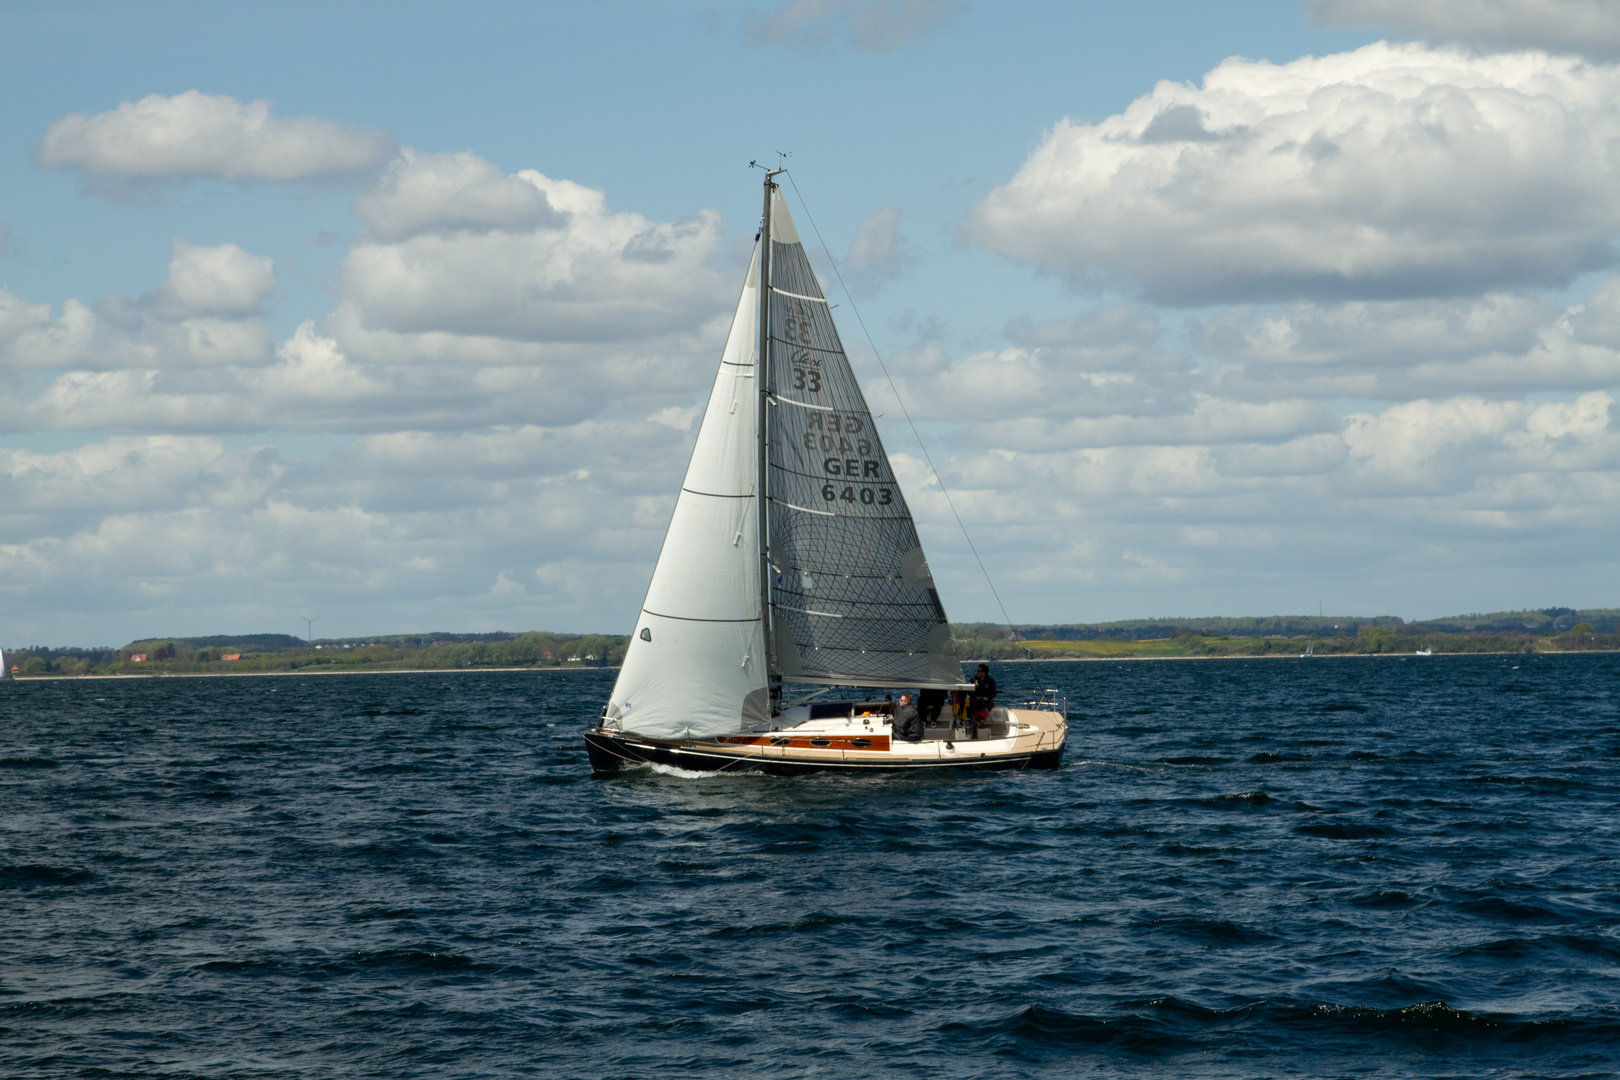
[976,664,989,675]
[898,693,913,705]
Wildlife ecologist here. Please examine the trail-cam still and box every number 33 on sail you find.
[583,173,1067,774]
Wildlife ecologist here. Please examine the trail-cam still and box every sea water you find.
[1,654,1616,1078]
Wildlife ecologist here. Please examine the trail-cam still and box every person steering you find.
[891,693,923,742]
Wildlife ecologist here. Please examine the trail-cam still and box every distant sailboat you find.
[0,646,10,680]
[583,172,1066,774]
[1301,640,1315,657]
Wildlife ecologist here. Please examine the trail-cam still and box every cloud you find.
[340,160,731,343]
[0,292,96,369]
[355,150,562,241]
[844,206,916,291]
[1343,391,1618,493]
[1197,279,1620,400]
[8,129,1617,639]
[1202,293,1558,369]
[0,426,692,642]
[861,305,1194,423]
[0,157,738,432]
[963,42,1620,305]
[743,0,963,51]
[1313,0,1620,60]
[0,436,283,520]
[35,91,397,183]
[147,240,275,317]
[0,241,276,372]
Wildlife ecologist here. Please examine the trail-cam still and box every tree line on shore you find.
[955,607,1619,659]
[5,607,1617,676]
[4,632,628,677]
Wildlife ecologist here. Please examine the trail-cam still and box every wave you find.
[0,864,92,887]
[936,997,1620,1060]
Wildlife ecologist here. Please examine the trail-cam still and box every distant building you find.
[130,653,148,662]
[223,654,241,661]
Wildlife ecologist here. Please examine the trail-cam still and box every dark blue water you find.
[2,655,1617,1078]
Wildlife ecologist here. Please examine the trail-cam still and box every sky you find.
[3,0,1619,646]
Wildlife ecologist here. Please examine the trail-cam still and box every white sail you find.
[0,647,8,680]
[604,244,768,739]
[762,191,965,688]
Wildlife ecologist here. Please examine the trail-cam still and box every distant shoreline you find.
[9,665,611,681]
[10,648,1614,682]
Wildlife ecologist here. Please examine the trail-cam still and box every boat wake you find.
[640,762,724,780]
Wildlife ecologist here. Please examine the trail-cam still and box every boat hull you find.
[583,726,1065,775]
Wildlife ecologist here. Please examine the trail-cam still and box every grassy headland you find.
[954,607,1620,660]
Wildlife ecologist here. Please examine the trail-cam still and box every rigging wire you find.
[782,173,1026,652]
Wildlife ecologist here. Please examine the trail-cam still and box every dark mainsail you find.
[762,191,964,688]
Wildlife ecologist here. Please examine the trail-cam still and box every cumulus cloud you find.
[0,424,695,642]
[1314,0,1620,60]
[743,0,963,50]
[0,241,276,372]
[0,292,96,369]
[1343,391,1618,493]
[1197,278,1620,400]
[964,42,1620,305]
[341,160,731,343]
[1202,294,1558,369]
[356,150,562,241]
[148,240,275,317]
[8,122,1618,638]
[35,90,397,183]
[862,305,1195,425]
[1,155,738,429]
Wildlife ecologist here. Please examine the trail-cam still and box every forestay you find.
[605,244,769,739]
[763,191,964,688]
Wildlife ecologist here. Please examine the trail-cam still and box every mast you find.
[757,170,785,714]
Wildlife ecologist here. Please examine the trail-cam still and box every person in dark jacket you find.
[970,665,997,716]
[891,693,923,742]
[918,687,946,728]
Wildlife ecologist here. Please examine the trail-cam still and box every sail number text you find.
[821,484,894,506]
[819,450,892,505]
[783,309,822,394]
[800,409,871,456]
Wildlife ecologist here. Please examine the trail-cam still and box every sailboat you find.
[583,173,1067,774]
[0,647,9,681]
